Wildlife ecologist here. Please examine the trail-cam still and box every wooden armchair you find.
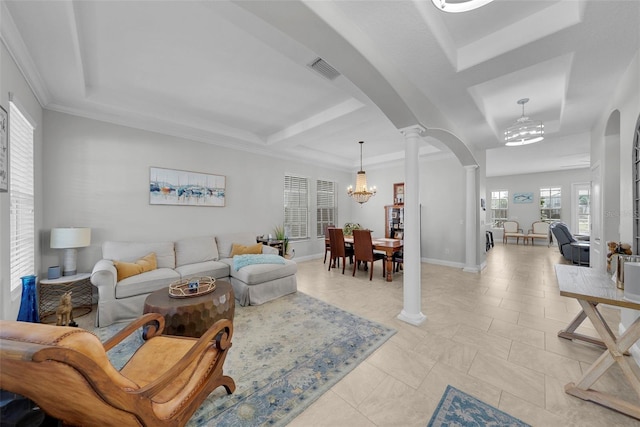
[502,220,524,244]
[528,221,551,246]
[0,313,234,427]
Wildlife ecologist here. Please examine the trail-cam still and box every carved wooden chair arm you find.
[136,318,233,398]
[102,313,165,351]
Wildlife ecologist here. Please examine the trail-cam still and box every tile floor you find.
[288,243,640,427]
[76,242,639,426]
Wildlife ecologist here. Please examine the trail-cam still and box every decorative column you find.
[463,165,479,273]
[397,125,426,326]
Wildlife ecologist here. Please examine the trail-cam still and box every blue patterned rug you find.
[427,385,531,427]
[95,292,395,426]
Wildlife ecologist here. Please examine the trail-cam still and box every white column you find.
[397,125,426,326]
[463,165,479,273]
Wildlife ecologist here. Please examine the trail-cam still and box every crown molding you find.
[0,2,51,107]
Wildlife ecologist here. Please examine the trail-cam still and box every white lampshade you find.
[50,228,91,276]
[51,227,91,249]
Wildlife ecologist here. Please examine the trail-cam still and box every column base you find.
[397,310,426,326]
[463,266,479,273]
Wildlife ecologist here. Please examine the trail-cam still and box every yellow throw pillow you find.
[113,252,157,281]
[230,243,263,257]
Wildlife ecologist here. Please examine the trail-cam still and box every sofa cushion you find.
[174,260,230,280]
[216,232,258,259]
[103,241,176,269]
[113,252,157,281]
[115,268,180,299]
[175,236,219,266]
[221,258,297,285]
[230,243,263,256]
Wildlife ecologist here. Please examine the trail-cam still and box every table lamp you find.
[50,227,91,276]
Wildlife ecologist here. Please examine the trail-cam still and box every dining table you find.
[336,236,403,282]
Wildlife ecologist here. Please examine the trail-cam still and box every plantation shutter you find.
[9,99,35,291]
[284,175,308,240]
[316,179,336,237]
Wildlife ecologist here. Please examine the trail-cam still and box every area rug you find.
[95,292,395,426]
[427,385,530,427]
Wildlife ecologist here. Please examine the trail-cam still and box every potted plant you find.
[343,222,362,236]
[273,225,292,259]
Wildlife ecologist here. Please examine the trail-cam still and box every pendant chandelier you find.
[504,98,544,146]
[347,141,376,204]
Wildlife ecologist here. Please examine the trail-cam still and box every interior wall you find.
[40,110,353,278]
[0,40,44,321]
[486,168,591,242]
[349,153,468,267]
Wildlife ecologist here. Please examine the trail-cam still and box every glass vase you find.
[17,275,40,323]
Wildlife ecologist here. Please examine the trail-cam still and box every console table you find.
[555,264,640,419]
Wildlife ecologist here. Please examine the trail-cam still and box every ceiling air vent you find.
[308,57,341,81]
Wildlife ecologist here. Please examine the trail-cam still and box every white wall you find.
[0,40,44,321]
[486,168,591,242]
[40,109,354,281]
[346,153,469,267]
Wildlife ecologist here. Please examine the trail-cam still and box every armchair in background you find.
[502,221,524,244]
[528,221,551,247]
[550,222,590,265]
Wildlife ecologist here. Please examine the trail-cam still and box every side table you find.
[39,273,93,324]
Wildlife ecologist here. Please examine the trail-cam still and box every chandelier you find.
[432,0,495,13]
[504,98,544,146]
[347,141,376,204]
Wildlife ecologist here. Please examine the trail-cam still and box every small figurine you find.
[56,291,76,326]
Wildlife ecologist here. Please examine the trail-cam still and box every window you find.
[316,179,336,238]
[9,99,35,292]
[284,175,308,240]
[490,190,508,227]
[540,187,561,221]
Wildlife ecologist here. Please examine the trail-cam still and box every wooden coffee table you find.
[143,279,234,338]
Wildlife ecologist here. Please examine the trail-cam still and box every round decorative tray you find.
[169,276,216,299]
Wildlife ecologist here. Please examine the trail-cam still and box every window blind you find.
[9,100,35,291]
[284,175,308,240]
[316,179,336,237]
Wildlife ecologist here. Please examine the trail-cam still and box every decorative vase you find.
[17,275,40,323]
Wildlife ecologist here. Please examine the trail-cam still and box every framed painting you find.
[149,167,226,206]
[513,192,533,204]
[0,105,7,192]
[393,182,404,205]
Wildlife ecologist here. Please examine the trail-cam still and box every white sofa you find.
[90,232,297,327]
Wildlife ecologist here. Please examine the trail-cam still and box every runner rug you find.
[95,291,395,426]
[427,385,531,427]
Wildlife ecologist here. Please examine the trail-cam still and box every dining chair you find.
[328,227,353,274]
[352,229,386,280]
[323,224,334,264]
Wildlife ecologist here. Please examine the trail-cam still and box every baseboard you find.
[421,257,466,269]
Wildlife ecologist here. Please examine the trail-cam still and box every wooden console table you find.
[555,264,640,419]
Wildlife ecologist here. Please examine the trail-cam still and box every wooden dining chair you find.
[328,227,353,274]
[323,224,334,264]
[352,229,386,280]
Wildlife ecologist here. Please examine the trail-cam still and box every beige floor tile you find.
[451,324,513,360]
[357,375,437,427]
[331,361,388,408]
[488,318,546,349]
[419,362,502,407]
[468,352,546,407]
[287,390,375,427]
[508,341,582,383]
[498,391,573,427]
[366,339,436,389]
